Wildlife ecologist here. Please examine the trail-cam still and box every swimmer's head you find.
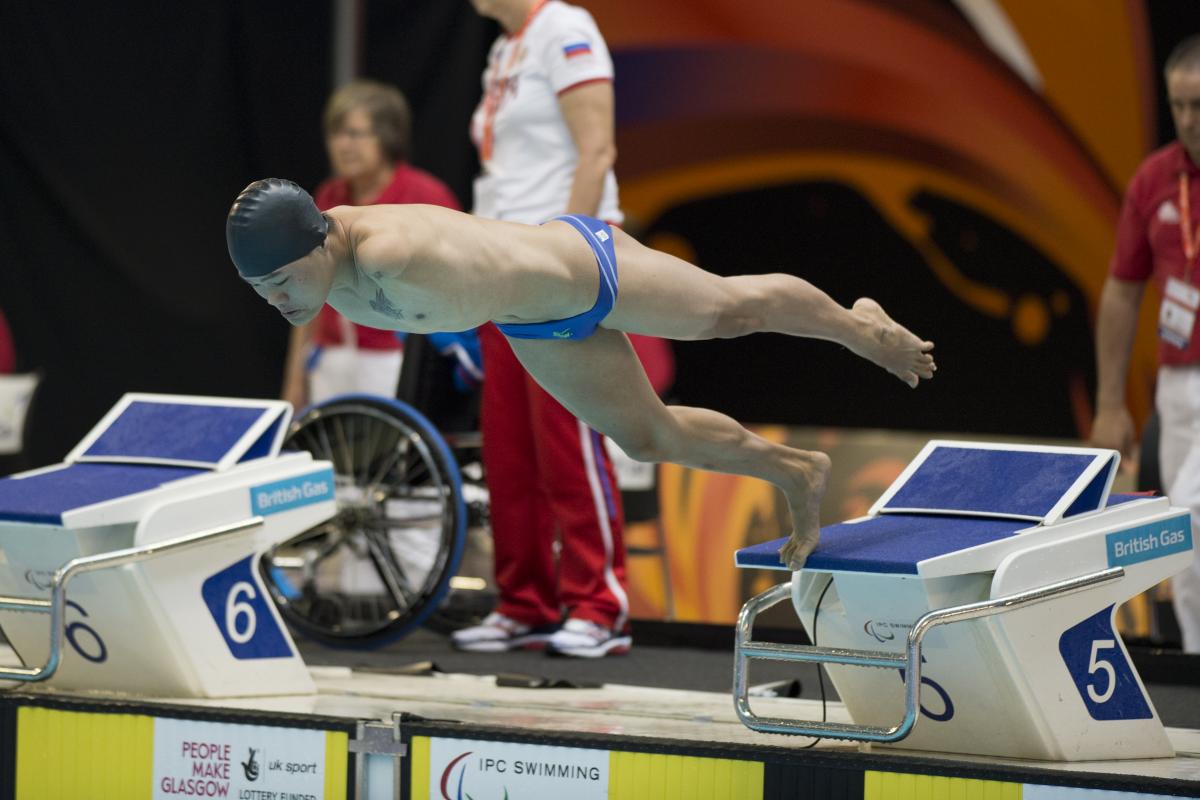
[228,179,335,326]
[227,179,329,279]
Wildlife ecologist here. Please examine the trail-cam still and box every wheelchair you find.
[261,334,486,648]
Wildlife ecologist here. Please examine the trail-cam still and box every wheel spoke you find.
[297,426,323,463]
[364,435,409,499]
[358,412,379,487]
[316,419,337,468]
[364,528,415,610]
[350,411,365,486]
[333,414,354,478]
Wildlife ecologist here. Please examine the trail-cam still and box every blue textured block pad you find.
[82,401,265,464]
[736,494,1147,573]
[0,463,204,524]
[736,514,1021,574]
[882,447,1099,518]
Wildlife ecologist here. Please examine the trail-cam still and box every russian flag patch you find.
[563,41,592,58]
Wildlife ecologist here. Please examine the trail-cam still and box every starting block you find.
[0,393,336,698]
[734,440,1195,761]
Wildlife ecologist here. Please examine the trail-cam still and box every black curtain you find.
[363,1,497,208]
[0,0,490,466]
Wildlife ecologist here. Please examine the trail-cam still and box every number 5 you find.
[1087,639,1117,703]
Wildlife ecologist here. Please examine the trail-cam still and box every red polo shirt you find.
[311,164,461,349]
[0,311,13,374]
[1111,141,1200,365]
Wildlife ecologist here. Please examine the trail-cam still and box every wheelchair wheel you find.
[263,394,467,648]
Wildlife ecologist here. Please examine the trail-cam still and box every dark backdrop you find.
[0,0,490,466]
[0,1,1197,466]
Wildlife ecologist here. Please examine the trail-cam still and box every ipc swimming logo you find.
[864,619,910,643]
[863,620,896,643]
[440,751,510,800]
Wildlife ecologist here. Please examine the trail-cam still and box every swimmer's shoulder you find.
[341,203,484,284]
[340,206,419,282]
[343,203,465,240]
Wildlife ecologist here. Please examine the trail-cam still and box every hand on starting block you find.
[778,451,831,571]
[779,531,819,572]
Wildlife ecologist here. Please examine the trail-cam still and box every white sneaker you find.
[450,612,559,652]
[546,618,632,658]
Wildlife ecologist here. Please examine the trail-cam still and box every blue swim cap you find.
[226,179,329,278]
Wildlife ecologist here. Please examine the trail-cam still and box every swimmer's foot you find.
[778,450,831,571]
[847,297,935,388]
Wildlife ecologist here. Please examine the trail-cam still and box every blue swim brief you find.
[494,214,617,341]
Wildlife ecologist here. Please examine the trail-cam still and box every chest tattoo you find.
[370,288,404,320]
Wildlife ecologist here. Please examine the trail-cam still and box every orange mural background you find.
[591,0,1162,430]
[595,1,1176,636]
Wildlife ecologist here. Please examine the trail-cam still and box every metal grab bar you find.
[733,566,1125,741]
[0,516,264,683]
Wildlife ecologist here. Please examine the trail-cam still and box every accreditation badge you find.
[1159,275,1200,349]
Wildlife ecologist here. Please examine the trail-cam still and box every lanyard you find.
[1179,172,1200,282]
[479,0,547,163]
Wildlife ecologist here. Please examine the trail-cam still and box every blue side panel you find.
[0,463,204,524]
[735,514,1022,574]
[883,447,1097,518]
[238,415,283,463]
[1059,605,1153,720]
[83,401,263,464]
[201,555,294,659]
[1064,456,1116,517]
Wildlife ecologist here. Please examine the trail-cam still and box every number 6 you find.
[1087,639,1117,703]
[65,600,107,664]
[226,581,258,644]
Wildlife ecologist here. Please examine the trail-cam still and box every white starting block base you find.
[2,651,1199,799]
[736,441,1196,762]
[0,394,338,697]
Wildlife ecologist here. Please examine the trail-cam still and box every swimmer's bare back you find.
[325,204,935,389]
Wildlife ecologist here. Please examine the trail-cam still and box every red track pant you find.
[479,323,629,631]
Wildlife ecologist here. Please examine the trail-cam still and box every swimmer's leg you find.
[506,328,829,569]
[604,228,936,388]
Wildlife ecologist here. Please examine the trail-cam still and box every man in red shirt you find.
[1092,35,1200,652]
[282,80,460,408]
